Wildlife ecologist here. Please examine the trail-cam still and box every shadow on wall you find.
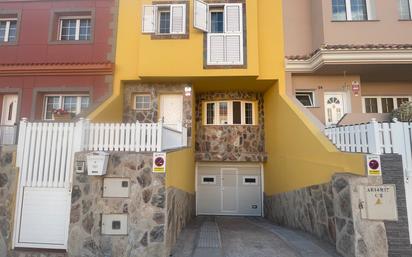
[263,83,365,195]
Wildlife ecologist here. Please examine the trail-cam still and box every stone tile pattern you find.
[264,183,336,245]
[68,152,167,257]
[165,187,195,255]
[0,147,18,257]
[265,173,389,257]
[123,83,193,138]
[381,154,412,257]
[195,91,266,162]
[339,174,388,257]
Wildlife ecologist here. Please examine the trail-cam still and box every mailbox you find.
[86,151,110,176]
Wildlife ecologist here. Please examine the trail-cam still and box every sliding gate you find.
[13,120,81,249]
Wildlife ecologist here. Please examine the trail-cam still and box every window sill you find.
[331,19,380,23]
[204,64,247,69]
[203,124,259,127]
[151,34,189,40]
[399,19,412,21]
[48,40,93,45]
[305,106,320,109]
[0,41,18,46]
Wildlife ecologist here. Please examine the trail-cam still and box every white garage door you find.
[196,163,262,216]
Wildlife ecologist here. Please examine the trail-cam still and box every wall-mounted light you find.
[184,86,192,97]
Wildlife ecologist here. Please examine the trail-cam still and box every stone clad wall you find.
[195,91,265,162]
[68,152,167,257]
[0,147,18,257]
[264,183,336,245]
[123,83,193,133]
[265,173,389,257]
[165,187,195,255]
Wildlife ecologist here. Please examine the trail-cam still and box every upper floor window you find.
[332,0,376,21]
[399,0,412,20]
[0,19,17,43]
[194,0,245,66]
[210,7,224,33]
[44,95,90,120]
[203,100,256,125]
[142,4,186,35]
[363,96,411,114]
[59,17,92,41]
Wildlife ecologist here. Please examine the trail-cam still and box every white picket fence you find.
[17,119,187,155]
[324,119,412,177]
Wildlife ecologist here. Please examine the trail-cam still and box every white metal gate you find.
[13,120,81,249]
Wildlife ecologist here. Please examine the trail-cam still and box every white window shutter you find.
[208,35,225,64]
[171,4,186,34]
[142,5,156,33]
[225,35,242,64]
[225,4,242,33]
[194,0,208,32]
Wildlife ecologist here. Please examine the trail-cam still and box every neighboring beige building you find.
[283,0,412,126]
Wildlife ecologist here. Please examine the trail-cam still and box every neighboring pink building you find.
[0,0,116,144]
[283,0,412,126]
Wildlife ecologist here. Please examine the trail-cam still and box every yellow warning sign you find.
[375,198,382,205]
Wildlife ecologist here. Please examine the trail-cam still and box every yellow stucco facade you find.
[89,0,365,196]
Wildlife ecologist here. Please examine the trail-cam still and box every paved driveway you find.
[170,216,341,257]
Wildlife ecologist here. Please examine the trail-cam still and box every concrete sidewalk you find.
[170,216,341,257]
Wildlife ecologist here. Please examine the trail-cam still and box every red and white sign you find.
[366,155,382,176]
[352,81,360,96]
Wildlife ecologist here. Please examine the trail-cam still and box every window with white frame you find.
[0,19,17,43]
[44,95,90,120]
[142,4,186,35]
[59,17,92,41]
[332,0,376,21]
[399,0,412,20]
[203,100,256,125]
[194,0,244,66]
[295,91,315,107]
[134,95,151,111]
[362,96,411,114]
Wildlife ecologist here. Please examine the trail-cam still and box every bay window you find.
[44,95,90,120]
[203,100,256,125]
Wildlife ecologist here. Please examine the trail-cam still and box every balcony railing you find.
[0,125,18,145]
